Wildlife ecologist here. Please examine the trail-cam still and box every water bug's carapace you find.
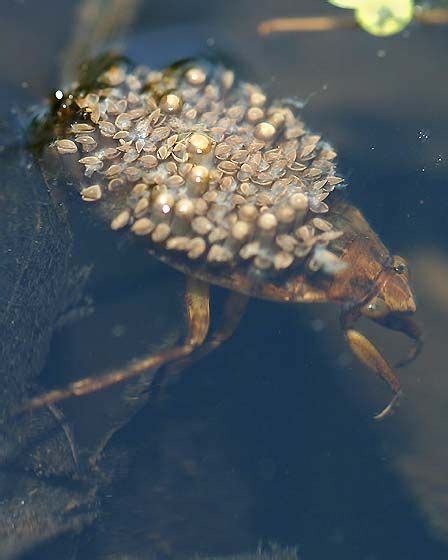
[22,59,422,420]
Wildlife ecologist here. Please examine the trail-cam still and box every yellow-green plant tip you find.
[356,0,414,37]
[328,0,361,8]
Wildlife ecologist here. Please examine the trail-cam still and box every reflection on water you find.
[2,1,448,559]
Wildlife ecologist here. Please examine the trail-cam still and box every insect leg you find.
[206,291,249,351]
[373,314,423,369]
[184,276,210,347]
[163,291,249,379]
[341,309,402,420]
[14,276,210,414]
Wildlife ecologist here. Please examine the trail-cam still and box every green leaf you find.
[328,0,361,8]
[355,0,415,36]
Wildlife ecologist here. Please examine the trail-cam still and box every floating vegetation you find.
[328,0,415,36]
[259,2,448,37]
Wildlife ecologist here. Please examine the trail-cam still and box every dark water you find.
[2,1,448,559]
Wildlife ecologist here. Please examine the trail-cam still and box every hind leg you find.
[16,277,211,414]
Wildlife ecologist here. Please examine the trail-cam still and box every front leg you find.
[341,308,402,420]
[373,313,423,368]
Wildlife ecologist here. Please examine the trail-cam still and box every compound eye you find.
[392,255,409,276]
[362,297,390,320]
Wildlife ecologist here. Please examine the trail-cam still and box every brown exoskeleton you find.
[18,60,422,420]
[20,196,421,421]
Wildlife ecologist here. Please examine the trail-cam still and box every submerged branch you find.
[258,8,448,36]
[62,0,142,85]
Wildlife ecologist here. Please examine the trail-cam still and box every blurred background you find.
[1,1,448,559]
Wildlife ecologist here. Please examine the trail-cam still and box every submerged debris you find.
[52,60,347,279]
